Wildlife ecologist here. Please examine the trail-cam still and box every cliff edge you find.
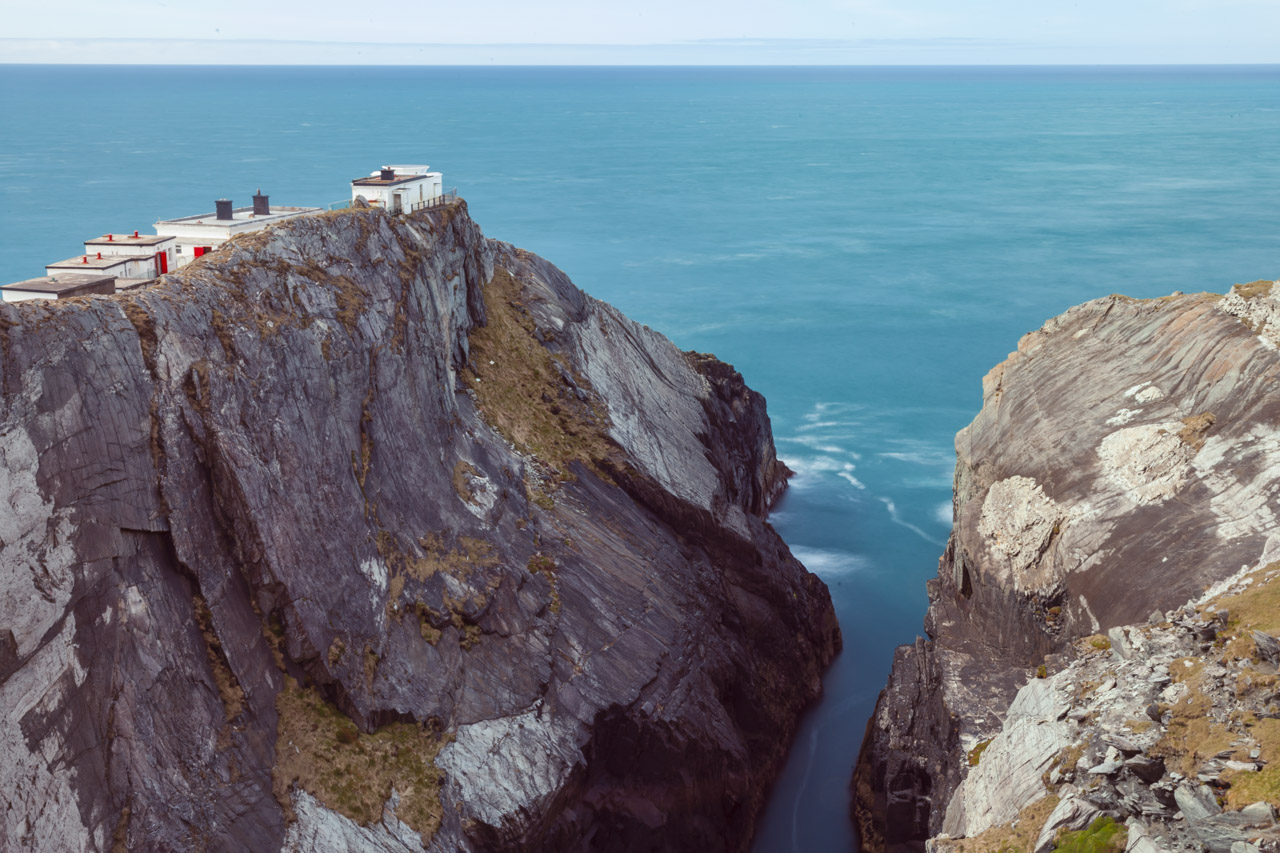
[854,283,1280,851]
[0,201,839,852]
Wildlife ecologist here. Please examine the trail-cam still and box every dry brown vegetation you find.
[273,678,447,840]
[1234,280,1275,301]
[1151,657,1239,776]
[462,264,616,478]
[452,460,479,504]
[192,594,245,722]
[1177,412,1216,452]
[950,795,1059,853]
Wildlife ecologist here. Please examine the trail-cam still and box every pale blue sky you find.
[2,0,1279,64]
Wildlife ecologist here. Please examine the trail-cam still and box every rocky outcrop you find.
[854,283,1280,850]
[0,202,839,852]
[929,564,1280,852]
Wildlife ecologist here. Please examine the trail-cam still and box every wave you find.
[781,454,864,491]
[777,434,862,458]
[879,497,946,547]
[789,545,871,578]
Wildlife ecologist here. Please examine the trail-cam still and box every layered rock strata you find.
[0,202,839,852]
[854,283,1280,851]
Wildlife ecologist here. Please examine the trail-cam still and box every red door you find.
[155,251,169,274]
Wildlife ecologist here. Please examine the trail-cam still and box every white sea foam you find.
[789,545,871,578]
[879,497,946,546]
[781,454,863,491]
[777,434,861,458]
[935,501,954,525]
[880,449,952,467]
[797,420,849,431]
[838,472,866,490]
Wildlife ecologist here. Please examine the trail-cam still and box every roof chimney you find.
[253,189,270,216]
[380,167,396,181]
[132,230,139,238]
[215,199,233,220]
[107,234,114,242]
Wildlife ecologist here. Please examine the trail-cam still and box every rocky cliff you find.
[854,284,1280,851]
[0,201,839,852]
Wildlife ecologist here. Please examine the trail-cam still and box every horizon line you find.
[5,61,1280,68]
[3,36,1278,67]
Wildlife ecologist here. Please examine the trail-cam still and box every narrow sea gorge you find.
[4,65,1280,851]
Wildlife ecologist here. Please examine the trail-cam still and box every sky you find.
[2,0,1279,64]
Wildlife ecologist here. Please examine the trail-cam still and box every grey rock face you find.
[1174,784,1222,822]
[0,203,839,852]
[854,284,1280,850]
[1033,795,1101,853]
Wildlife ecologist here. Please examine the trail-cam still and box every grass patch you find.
[1177,412,1216,452]
[463,264,616,477]
[1082,635,1111,653]
[1223,717,1280,808]
[527,554,557,575]
[1234,280,1275,301]
[1151,657,1239,776]
[273,678,447,840]
[952,795,1059,853]
[1051,816,1125,853]
[377,531,498,585]
[374,532,499,648]
[192,594,245,722]
[1215,564,1280,638]
[452,461,479,504]
[327,637,345,667]
[1125,718,1154,734]
[969,738,994,767]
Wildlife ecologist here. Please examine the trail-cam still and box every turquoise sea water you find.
[4,65,1280,851]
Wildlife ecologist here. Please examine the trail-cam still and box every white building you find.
[351,166,443,213]
[1,273,116,303]
[46,252,156,282]
[83,231,177,276]
[155,191,321,268]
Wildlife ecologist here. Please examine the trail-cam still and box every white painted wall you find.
[46,255,153,280]
[82,239,173,258]
[1,290,56,303]
[157,208,316,267]
[350,173,443,210]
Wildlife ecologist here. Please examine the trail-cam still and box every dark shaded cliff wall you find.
[0,202,839,852]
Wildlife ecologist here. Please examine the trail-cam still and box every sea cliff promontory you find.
[855,284,1280,851]
[0,201,839,851]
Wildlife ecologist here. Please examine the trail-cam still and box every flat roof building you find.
[46,252,157,282]
[1,273,116,303]
[80,232,176,276]
[155,190,321,267]
[351,166,443,213]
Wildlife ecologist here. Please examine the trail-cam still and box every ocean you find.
[3,64,1280,852]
